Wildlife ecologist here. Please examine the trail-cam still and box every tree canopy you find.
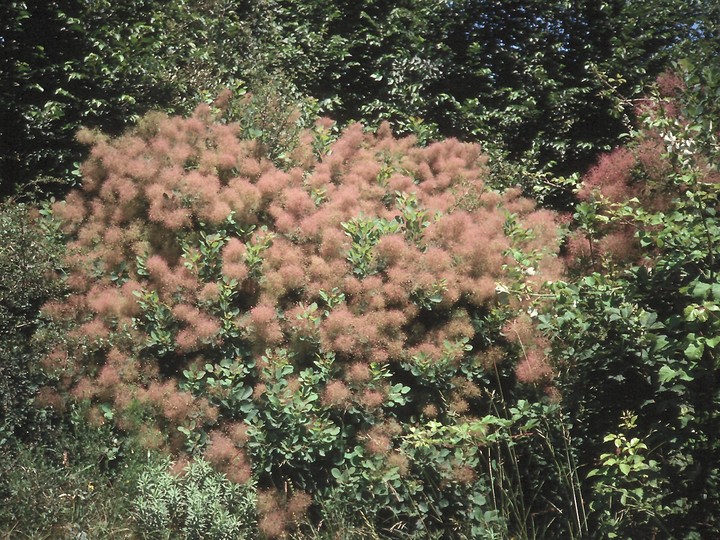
[2,0,717,196]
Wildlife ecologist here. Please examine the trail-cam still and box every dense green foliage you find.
[0,201,64,446]
[3,0,717,196]
[539,63,720,537]
[1,1,720,538]
[251,0,720,173]
[0,0,306,196]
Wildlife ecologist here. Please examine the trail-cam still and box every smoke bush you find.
[569,69,720,271]
[45,105,563,535]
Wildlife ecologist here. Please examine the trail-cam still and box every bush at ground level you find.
[42,104,566,537]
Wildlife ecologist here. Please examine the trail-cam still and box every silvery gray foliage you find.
[133,457,257,540]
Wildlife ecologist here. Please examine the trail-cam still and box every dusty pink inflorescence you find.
[569,70,720,270]
[44,105,565,487]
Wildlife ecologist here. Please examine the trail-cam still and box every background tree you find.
[266,0,718,175]
[4,0,716,198]
[0,0,287,197]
